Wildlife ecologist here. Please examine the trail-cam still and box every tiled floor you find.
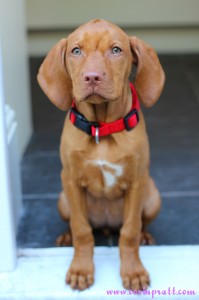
[17,55,199,247]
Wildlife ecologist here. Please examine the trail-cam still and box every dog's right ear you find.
[37,38,72,111]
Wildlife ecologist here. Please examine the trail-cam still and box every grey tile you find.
[146,118,199,192]
[149,196,199,245]
[21,153,62,195]
[151,151,199,192]
[17,196,199,248]
[29,57,66,133]
[17,197,67,248]
[24,132,61,155]
[17,198,119,248]
[140,55,199,192]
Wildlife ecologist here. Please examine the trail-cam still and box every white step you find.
[0,246,199,299]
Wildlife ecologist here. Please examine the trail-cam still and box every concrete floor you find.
[1,246,199,299]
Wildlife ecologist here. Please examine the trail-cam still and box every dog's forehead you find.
[68,19,129,49]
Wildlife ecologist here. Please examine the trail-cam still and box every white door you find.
[0,45,17,271]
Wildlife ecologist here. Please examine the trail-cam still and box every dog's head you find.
[38,19,165,110]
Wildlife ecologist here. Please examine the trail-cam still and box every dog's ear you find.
[37,38,72,111]
[130,37,165,107]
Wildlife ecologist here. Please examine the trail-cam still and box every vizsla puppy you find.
[38,19,165,291]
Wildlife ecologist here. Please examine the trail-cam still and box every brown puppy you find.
[38,19,165,291]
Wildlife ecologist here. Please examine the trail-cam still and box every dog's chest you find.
[87,159,123,188]
[79,153,131,199]
[70,139,136,198]
[76,155,129,227]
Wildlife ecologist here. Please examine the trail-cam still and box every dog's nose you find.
[83,72,103,85]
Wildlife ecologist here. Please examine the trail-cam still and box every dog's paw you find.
[140,231,155,245]
[66,257,94,290]
[56,232,72,246]
[66,271,94,290]
[121,264,150,290]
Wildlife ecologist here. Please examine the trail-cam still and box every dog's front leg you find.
[119,180,150,291]
[61,170,94,290]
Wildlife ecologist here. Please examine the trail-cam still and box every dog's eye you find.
[112,47,122,54]
[72,47,81,55]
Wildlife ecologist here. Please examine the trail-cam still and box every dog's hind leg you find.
[141,177,161,245]
[58,190,70,221]
[56,191,72,246]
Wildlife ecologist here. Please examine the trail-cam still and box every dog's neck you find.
[75,85,132,123]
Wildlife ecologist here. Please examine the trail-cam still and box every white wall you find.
[26,0,199,28]
[26,0,199,55]
[0,0,32,158]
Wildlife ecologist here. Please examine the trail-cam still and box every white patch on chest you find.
[88,160,123,187]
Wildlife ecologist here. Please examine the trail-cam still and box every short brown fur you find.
[37,19,165,291]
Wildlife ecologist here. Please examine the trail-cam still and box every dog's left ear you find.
[130,37,165,107]
[37,38,72,111]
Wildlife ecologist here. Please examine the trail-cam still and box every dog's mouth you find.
[73,84,119,104]
[79,88,117,104]
[83,93,111,104]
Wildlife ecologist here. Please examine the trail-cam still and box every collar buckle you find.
[124,109,139,131]
[70,107,94,135]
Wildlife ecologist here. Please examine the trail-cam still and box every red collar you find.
[69,82,140,143]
